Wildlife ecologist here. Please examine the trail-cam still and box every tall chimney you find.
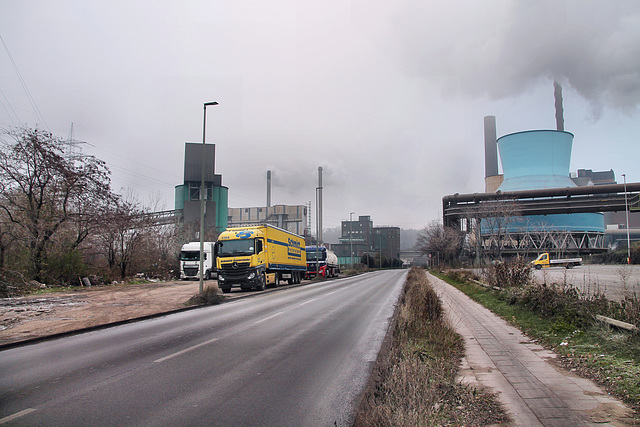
[266,170,272,207]
[554,81,564,131]
[484,116,498,178]
[317,167,323,243]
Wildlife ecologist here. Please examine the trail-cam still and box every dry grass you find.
[186,284,224,306]
[354,268,509,426]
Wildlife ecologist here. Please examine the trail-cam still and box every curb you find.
[0,276,333,351]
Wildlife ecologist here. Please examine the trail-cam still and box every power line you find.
[0,88,20,126]
[0,34,48,131]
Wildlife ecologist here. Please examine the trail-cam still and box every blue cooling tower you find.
[496,130,604,233]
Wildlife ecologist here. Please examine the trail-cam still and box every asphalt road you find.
[0,270,406,426]
[532,264,640,301]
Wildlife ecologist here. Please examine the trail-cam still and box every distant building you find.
[332,215,401,265]
[227,205,308,237]
[571,169,616,186]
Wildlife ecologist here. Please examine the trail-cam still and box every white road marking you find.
[254,311,284,324]
[298,298,317,306]
[0,408,37,424]
[325,287,346,296]
[154,337,219,363]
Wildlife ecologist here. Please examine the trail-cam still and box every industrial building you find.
[332,215,401,266]
[444,82,639,261]
[227,205,308,237]
[174,142,228,238]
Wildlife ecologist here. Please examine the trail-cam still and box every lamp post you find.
[623,173,631,265]
[200,101,218,296]
[379,232,382,269]
[316,187,321,277]
[349,212,355,269]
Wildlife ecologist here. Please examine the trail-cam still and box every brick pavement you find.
[427,272,636,426]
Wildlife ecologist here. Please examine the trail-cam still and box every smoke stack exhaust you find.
[266,170,272,207]
[554,81,564,131]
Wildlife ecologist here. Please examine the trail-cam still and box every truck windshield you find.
[217,239,256,257]
[180,251,202,261]
[305,250,326,261]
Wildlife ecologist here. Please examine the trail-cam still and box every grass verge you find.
[433,270,640,417]
[354,268,509,426]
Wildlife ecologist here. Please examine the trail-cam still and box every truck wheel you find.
[205,270,211,280]
[535,264,542,270]
[256,273,266,291]
[567,263,574,269]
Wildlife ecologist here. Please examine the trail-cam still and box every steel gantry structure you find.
[443,183,640,259]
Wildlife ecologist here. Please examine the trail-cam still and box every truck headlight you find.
[247,272,255,280]
[218,276,225,281]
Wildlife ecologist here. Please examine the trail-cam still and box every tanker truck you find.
[305,245,340,279]
[216,225,306,292]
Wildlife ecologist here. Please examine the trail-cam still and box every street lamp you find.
[623,173,631,265]
[200,101,218,296]
[350,212,355,269]
[379,232,382,269]
[316,187,321,277]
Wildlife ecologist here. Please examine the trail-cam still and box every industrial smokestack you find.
[317,167,323,243]
[266,170,272,207]
[484,116,498,178]
[554,81,564,131]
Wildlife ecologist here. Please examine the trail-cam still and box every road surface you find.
[0,270,406,426]
[532,264,640,301]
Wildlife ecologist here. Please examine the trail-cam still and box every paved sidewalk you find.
[427,272,636,426]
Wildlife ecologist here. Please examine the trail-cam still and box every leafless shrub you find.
[486,256,531,288]
[355,268,509,426]
[186,284,223,306]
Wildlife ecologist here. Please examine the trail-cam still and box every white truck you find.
[180,242,217,280]
[531,252,582,270]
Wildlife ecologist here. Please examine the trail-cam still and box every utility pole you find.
[623,173,631,265]
[199,101,218,296]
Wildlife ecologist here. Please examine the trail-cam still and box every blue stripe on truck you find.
[267,238,302,259]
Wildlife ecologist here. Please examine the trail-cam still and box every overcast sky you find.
[1,0,639,230]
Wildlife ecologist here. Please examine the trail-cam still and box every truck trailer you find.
[305,245,340,279]
[216,225,306,292]
[531,252,582,269]
[180,241,217,280]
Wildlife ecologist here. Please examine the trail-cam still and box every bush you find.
[186,285,224,306]
[485,256,531,288]
[355,268,509,426]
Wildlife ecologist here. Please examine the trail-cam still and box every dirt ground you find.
[0,280,215,347]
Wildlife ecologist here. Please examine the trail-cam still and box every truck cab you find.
[180,242,217,280]
[216,230,267,292]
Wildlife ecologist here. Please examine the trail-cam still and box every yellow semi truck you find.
[215,224,306,292]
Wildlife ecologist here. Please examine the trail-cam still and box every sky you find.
[1,0,639,231]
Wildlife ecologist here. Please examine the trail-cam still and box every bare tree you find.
[97,192,152,279]
[472,198,522,262]
[0,128,113,281]
[415,220,463,265]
